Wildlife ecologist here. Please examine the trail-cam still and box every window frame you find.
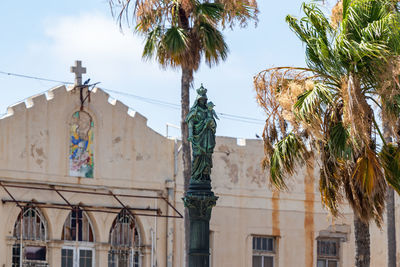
[62,246,95,267]
[252,236,276,267]
[62,207,95,243]
[108,209,142,267]
[13,206,49,267]
[316,238,340,267]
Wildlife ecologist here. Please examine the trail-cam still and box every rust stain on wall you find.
[304,157,315,267]
[272,191,280,236]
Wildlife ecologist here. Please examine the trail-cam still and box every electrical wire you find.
[0,70,265,125]
[0,70,73,85]
[103,88,264,124]
[103,88,180,110]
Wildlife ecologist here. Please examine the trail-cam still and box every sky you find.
[0,0,335,139]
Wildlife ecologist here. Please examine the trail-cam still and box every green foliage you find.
[294,82,333,122]
[328,122,352,159]
[194,2,224,23]
[269,133,307,190]
[112,0,258,70]
[380,143,400,194]
[256,0,400,224]
[319,146,343,217]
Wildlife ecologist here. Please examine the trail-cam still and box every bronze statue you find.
[186,85,218,182]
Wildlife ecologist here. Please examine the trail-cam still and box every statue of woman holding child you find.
[186,85,218,183]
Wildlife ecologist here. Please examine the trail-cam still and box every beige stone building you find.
[0,83,394,267]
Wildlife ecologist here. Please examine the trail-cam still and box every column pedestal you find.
[183,181,218,267]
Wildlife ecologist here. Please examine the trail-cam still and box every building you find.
[0,81,394,266]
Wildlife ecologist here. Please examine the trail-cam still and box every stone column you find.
[183,181,218,267]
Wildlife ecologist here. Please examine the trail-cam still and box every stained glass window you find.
[69,111,94,178]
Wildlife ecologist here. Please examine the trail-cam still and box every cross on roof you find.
[70,60,87,86]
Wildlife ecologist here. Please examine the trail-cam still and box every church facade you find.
[0,83,394,267]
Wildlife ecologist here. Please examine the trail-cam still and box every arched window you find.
[12,206,48,267]
[61,208,95,267]
[61,208,94,242]
[108,209,141,267]
[69,111,94,178]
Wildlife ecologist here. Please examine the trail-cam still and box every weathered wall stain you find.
[221,156,239,184]
[217,144,232,156]
[136,153,144,161]
[112,136,121,144]
[304,157,315,267]
[272,191,280,237]
[246,166,265,188]
[30,142,47,168]
[35,147,45,157]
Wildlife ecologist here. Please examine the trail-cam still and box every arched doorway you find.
[12,206,48,266]
[108,209,142,267]
[61,207,95,267]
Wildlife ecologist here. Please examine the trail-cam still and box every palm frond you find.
[218,0,258,28]
[294,82,333,122]
[328,122,353,160]
[142,26,162,60]
[194,2,224,23]
[163,26,188,54]
[348,148,386,224]
[196,22,228,66]
[268,133,308,190]
[352,149,383,194]
[380,143,400,194]
[383,94,400,118]
[342,0,351,20]
[320,147,344,216]
[302,2,332,39]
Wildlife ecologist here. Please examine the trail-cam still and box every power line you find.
[0,70,265,125]
[103,88,264,124]
[103,88,180,110]
[103,88,265,124]
[0,70,73,85]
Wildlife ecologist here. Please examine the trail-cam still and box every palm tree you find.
[332,1,400,265]
[254,1,400,266]
[107,0,258,265]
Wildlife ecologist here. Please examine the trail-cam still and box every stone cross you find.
[70,60,86,86]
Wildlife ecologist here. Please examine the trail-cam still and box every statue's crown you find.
[197,84,207,97]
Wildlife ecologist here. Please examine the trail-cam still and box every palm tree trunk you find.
[354,215,370,267]
[383,117,396,267]
[181,66,193,267]
[387,187,396,267]
[348,71,371,267]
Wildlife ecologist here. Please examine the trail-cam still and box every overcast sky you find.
[0,0,335,139]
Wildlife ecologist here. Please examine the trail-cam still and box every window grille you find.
[12,206,49,267]
[14,207,46,241]
[108,209,141,267]
[61,249,74,267]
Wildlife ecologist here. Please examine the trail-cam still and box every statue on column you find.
[183,84,219,267]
